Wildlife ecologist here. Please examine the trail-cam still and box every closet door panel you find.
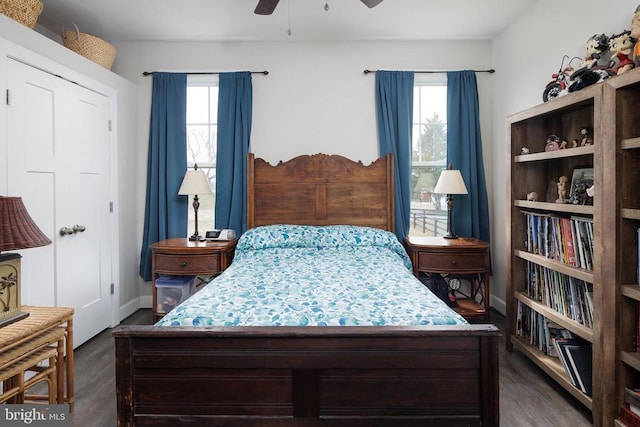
[6,59,57,306]
[6,58,112,346]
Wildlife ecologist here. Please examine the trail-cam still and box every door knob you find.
[59,227,74,236]
[72,225,86,233]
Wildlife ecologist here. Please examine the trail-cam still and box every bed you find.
[114,153,501,427]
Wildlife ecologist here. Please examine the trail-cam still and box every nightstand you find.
[404,236,491,323]
[150,238,237,321]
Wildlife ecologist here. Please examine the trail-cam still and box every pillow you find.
[238,224,395,251]
[237,224,413,270]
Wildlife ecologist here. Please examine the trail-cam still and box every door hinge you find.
[110,283,115,295]
[108,120,112,131]
[109,201,114,213]
[5,89,9,105]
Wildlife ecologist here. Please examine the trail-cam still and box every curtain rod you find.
[142,70,269,76]
[363,69,495,74]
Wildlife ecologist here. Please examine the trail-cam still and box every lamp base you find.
[188,234,203,242]
[0,310,29,328]
[442,232,459,239]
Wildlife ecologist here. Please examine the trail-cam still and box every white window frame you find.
[410,74,448,237]
[186,74,219,235]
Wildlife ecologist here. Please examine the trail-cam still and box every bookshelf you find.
[506,82,609,425]
[607,70,640,427]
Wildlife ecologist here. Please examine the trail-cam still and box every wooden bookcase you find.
[507,68,640,426]
[607,70,640,427]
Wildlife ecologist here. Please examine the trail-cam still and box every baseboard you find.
[490,294,506,316]
[119,297,141,322]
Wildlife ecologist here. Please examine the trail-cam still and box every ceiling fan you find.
[255,0,384,15]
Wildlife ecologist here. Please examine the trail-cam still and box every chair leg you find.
[23,349,58,405]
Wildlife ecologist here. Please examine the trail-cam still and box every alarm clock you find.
[205,229,236,240]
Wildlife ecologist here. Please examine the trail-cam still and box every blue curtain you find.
[215,72,253,236]
[447,71,490,243]
[375,71,414,240]
[139,73,188,281]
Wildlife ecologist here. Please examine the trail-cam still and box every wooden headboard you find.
[247,153,394,232]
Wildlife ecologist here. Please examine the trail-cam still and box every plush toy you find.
[632,5,640,66]
[568,34,612,92]
[608,30,636,75]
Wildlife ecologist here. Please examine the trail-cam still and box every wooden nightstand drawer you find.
[417,252,487,273]
[155,253,220,274]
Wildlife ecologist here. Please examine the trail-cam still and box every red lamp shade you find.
[0,196,51,252]
[0,196,51,327]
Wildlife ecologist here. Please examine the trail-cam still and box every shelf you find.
[507,85,597,123]
[515,292,594,342]
[514,145,594,163]
[623,209,640,221]
[511,335,593,409]
[622,137,640,150]
[615,419,626,427]
[621,351,640,373]
[514,250,594,283]
[622,285,640,302]
[514,200,594,216]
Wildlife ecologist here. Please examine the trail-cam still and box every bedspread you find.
[157,225,467,327]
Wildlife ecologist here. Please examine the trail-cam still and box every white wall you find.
[4,0,633,318]
[0,14,140,323]
[490,0,634,314]
[112,39,495,303]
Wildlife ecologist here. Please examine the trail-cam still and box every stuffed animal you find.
[632,5,640,66]
[608,30,636,75]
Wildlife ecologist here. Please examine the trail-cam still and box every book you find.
[565,345,592,396]
[544,321,573,357]
[553,339,580,387]
[561,217,577,266]
[625,388,640,415]
[620,405,640,427]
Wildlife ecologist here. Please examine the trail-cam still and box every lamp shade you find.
[433,169,468,195]
[0,196,51,252]
[178,167,213,196]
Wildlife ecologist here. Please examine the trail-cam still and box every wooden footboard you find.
[114,324,501,426]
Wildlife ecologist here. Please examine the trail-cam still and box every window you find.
[410,75,447,237]
[186,75,218,235]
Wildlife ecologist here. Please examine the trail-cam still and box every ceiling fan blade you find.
[255,0,280,15]
[361,0,384,8]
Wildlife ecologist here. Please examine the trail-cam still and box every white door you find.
[6,58,112,347]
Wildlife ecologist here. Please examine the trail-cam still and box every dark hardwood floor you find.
[67,309,593,426]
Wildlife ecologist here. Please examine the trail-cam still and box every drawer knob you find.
[451,259,457,265]
[180,261,187,268]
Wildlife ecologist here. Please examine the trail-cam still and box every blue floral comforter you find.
[156,225,467,327]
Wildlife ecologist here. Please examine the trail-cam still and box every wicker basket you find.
[62,23,116,70]
[0,0,43,29]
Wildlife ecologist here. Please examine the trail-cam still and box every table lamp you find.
[0,196,52,327]
[433,165,468,239]
[178,164,213,241]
